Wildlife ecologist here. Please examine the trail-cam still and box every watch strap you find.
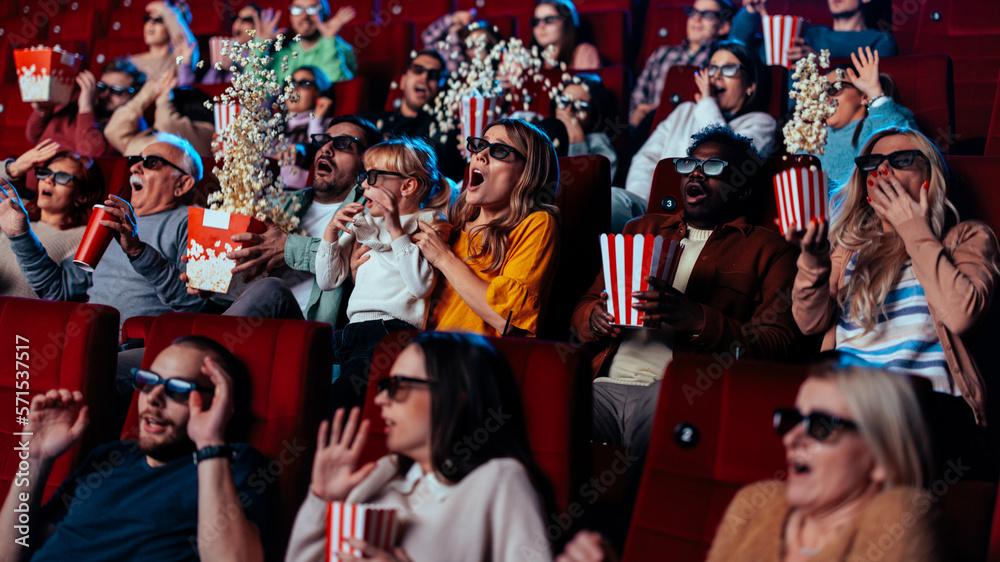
[193,444,235,464]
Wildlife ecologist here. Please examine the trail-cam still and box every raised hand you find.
[742,0,768,15]
[326,202,364,242]
[0,179,31,238]
[867,170,929,230]
[413,220,454,268]
[257,8,283,40]
[847,47,883,101]
[787,37,817,64]
[317,6,356,38]
[589,291,621,338]
[9,138,62,178]
[101,194,144,257]
[28,389,89,464]
[364,186,403,237]
[310,407,377,502]
[693,69,711,103]
[76,70,99,115]
[187,356,234,449]
[630,103,656,127]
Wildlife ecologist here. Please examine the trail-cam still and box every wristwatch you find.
[193,444,236,464]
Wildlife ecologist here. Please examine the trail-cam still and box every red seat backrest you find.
[343,20,415,110]
[88,37,148,74]
[120,312,333,561]
[986,70,1000,157]
[636,6,689,76]
[358,331,593,513]
[0,297,120,503]
[544,154,612,340]
[646,154,822,230]
[0,86,34,159]
[621,355,808,562]
[330,76,370,116]
[579,10,629,67]
[650,64,788,131]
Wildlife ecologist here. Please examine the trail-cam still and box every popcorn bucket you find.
[326,502,400,562]
[460,95,500,160]
[14,47,84,105]
[599,234,684,327]
[186,207,266,297]
[213,102,241,156]
[762,15,805,69]
[773,167,828,236]
[72,205,119,272]
[209,36,227,68]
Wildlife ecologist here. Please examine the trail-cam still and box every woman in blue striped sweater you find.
[788,127,999,427]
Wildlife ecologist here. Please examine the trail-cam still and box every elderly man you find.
[0,336,269,560]
[364,50,464,179]
[267,0,357,85]
[0,132,206,326]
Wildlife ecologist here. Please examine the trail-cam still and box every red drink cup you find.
[73,205,119,272]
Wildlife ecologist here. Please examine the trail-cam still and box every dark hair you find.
[548,73,606,133]
[170,335,252,443]
[24,151,105,229]
[533,0,581,65]
[688,123,763,188]
[102,57,146,90]
[292,64,332,92]
[328,115,384,151]
[710,0,737,21]
[829,64,901,147]
[401,332,557,521]
[169,86,213,123]
[414,49,447,71]
[709,39,768,116]
[458,21,503,54]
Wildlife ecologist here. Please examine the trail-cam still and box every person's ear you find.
[719,21,732,37]
[746,83,756,98]
[400,178,419,198]
[871,462,887,487]
[174,174,195,198]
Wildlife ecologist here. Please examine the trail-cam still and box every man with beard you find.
[1,132,206,328]
[220,115,383,325]
[268,0,358,85]
[731,0,897,63]
[0,336,269,560]
[25,58,146,157]
[365,51,465,180]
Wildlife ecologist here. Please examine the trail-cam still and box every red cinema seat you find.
[890,0,924,55]
[650,64,789,130]
[913,0,1000,142]
[47,12,102,58]
[358,331,593,513]
[382,74,404,112]
[120,312,333,561]
[0,86,34,159]
[187,2,232,36]
[106,8,147,39]
[384,0,451,27]
[580,10,629,67]
[621,355,809,562]
[329,76,369,116]
[343,20,415,110]
[455,0,535,17]
[0,297,120,503]
[646,154,821,231]
[986,70,1000,156]
[0,42,16,85]
[636,6,689,76]
[543,154,612,340]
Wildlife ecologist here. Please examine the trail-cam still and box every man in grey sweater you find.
[0,132,206,326]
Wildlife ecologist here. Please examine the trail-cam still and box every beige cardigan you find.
[707,481,942,561]
[792,218,999,425]
[104,82,214,158]
[285,455,552,562]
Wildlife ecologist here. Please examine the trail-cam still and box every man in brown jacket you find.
[572,124,803,450]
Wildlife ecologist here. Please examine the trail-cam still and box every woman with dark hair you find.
[1,143,104,297]
[817,48,917,203]
[550,74,618,177]
[622,39,776,217]
[286,332,555,561]
[531,0,600,70]
[412,118,561,337]
[421,12,505,73]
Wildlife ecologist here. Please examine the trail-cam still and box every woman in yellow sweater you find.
[414,118,561,337]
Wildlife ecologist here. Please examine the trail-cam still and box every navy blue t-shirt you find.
[31,440,269,561]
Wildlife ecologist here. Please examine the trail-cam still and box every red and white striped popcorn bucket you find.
[762,15,805,69]
[460,95,500,160]
[600,234,684,327]
[14,47,83,105]
[773,167,828,236]
[326,502,400,562]
[213,102,241,156]
[209,36,227,68]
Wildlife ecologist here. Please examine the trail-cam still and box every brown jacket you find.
[707,481,942,561]
[792,218,998,425]
[570,213,803,375]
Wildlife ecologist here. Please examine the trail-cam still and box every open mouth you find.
[685,182,707,204]
[469,168,485,187]
[315,159,334,175]
[40,189,53,197]
[130,175,145,191]
[141,413,171,434]
[711,86,725,97]
[414,85,427,96]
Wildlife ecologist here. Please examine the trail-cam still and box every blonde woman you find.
[413,118,561,337]
[708,365,940,561]
[789,127,999,425]
[318,136,452,411]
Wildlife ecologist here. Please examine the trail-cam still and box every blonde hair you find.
[362,136,452,213]
[830,128,955,335]
[450,118,560,274]
[809,365,933,488]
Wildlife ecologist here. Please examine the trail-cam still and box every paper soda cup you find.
[326,502,400,562]
[14,47,84,105]
[213,102,241,156]
[73,205,119,272]
[762,15,805,68]
[599,234,684,327]
[460,95,500,160]
[185,207,266,297]
[773,166,828,236]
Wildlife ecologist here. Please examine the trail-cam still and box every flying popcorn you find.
[783,50,837,155]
